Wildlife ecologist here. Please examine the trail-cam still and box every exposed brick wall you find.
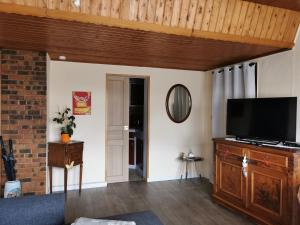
[0,49,47,195]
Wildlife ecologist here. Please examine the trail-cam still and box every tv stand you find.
[213,138,300,225]
[235,137,280,146]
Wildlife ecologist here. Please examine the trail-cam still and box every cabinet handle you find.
[223,149,229,160]
[242,155,248,178]
[263,156,270,166]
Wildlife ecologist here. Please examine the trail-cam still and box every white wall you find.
[256,33,300,141]
[47,61,213,191]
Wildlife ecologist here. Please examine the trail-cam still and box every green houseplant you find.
[53,108,76,143]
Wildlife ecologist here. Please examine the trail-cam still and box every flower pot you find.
[4,180,21,198]
[61,133,70,143]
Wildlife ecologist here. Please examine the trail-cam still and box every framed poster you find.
[72,91,91,115]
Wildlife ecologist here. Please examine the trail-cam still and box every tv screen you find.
[226,97,297,142]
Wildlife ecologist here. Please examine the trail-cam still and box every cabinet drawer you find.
[66,143,83,151]
[66,148,83,165]
[249,150,288,168]
[217,144,243,157]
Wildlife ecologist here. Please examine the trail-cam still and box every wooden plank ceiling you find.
[0,12,282,71]
[247,0,300,12]
[0,0,299,70]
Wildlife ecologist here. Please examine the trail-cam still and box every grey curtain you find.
[173,86,189,121]
[212,62,257,138]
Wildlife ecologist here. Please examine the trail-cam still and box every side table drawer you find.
[48,145,65,167]
[66,149,83,165]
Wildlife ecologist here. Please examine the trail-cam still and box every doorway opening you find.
[106,75,149,184]
[129,78,146,182]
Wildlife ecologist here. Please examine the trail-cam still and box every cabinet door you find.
[215,147,246,208]
[247,165,288,225]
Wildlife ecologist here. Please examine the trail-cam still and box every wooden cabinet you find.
[213,139,300,225]
[48,141,84,193]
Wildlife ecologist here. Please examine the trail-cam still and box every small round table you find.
[180,156,204,181]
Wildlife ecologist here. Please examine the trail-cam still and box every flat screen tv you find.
[226,97,297,142]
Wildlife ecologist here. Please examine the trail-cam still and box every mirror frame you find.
[165,84,192,123]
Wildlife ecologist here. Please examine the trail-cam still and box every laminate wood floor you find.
[65,179,254,225]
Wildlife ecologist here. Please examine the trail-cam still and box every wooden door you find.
[214,144,247,208]
[106,76,129,183]
[247,164,288,225]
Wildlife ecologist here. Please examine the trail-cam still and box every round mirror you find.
[166,84,192,123]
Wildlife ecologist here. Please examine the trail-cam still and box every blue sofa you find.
[0,193,163,225]
[0,193,65,225]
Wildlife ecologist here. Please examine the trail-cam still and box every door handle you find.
[124,126,129,131]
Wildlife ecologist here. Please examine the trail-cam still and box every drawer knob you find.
[223,149,229,160]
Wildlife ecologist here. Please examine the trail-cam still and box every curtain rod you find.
[214,62,257,74]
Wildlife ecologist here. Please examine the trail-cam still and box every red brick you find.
[1,49,46,195]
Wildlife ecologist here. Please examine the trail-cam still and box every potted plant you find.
[53,108,76,143]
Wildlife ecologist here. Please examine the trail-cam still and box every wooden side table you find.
[48,141,84,193]
[180,156,204,181]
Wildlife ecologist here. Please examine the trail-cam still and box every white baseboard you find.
[50,181,107,192]
[147,175,205,183]
[147,176,180,182]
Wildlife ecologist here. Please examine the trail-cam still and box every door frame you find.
[105,73,150,182]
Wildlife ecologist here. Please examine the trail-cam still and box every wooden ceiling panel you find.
[0,0,299,71]
[246,0,300,12]
[0,12,285,71]
[0,0,299,48]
